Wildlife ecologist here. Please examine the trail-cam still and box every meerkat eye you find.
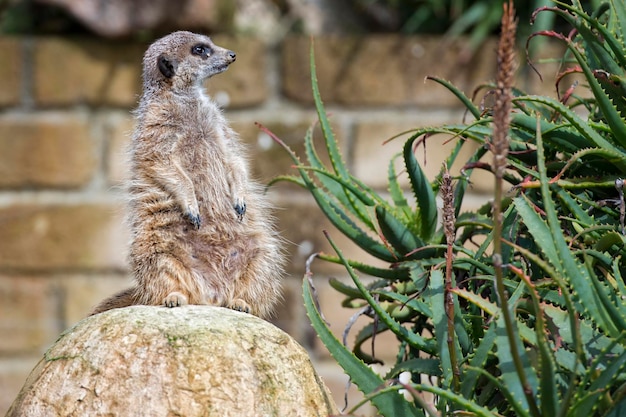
[191,44,212,57]
[191,45,204,55]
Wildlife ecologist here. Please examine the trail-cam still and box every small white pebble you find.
[398,371,414,402]
[214,91,231,107]
[411,43,425,58]
[297,240,314,257]
[399,371,411,384]
[257,132,273,150]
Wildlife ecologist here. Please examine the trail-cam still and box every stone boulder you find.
[6,306,338,417]
[35,0,232,37]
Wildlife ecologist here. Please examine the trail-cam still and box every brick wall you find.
[0,34,560,414]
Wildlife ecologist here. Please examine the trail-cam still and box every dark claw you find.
[234,202,246,221]
[185,212,201,230]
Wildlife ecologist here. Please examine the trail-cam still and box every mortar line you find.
[20,36,35,110]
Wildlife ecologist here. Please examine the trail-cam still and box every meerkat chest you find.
[181,110,233,179]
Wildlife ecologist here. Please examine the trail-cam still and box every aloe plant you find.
[349,0,559,58]
[266,0,626,415]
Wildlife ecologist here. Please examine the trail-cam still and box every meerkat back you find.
[91,31,284,319]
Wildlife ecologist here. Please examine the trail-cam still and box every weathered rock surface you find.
[6,306,338,417]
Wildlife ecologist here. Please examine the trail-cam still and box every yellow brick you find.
[59,274,134,324]
[33,38,142,107]
[283,35,497,107]
[0,276,59,354]
[0,356,41,416]
[206,36,268,108]
[0,38,22,106]
[274,197,387,276]
[0,204,128,271]
[106,115,134,185]
[268,276,307,343]
[233,117,345,184]
[352,115,481,189]
[311,275,400,363]
[0,114,97,188]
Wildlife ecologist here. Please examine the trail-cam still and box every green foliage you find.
[348,0,602,56]
[268,0,626,416]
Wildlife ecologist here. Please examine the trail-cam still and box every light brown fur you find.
[91,31,284,318]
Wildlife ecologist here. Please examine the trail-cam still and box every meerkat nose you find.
[228,51,236,61]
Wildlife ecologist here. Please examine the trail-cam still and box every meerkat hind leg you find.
[164,291,189,308]
[227,298,251,314]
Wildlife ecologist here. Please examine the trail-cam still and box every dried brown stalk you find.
[491,2,541,416]
[441,165,460,392]
[491,0,517,177]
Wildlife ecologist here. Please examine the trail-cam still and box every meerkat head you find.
[142,31,236,92]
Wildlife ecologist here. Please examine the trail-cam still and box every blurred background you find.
[0,0,585,414]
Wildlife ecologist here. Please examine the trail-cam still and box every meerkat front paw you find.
[227,298,251,314]
[184,203,201,229]
[164,291,188,308]
[233,198,246,221]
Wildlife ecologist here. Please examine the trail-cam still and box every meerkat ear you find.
[157,55,177,78]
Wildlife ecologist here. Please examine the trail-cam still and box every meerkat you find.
[91,31,284,319]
